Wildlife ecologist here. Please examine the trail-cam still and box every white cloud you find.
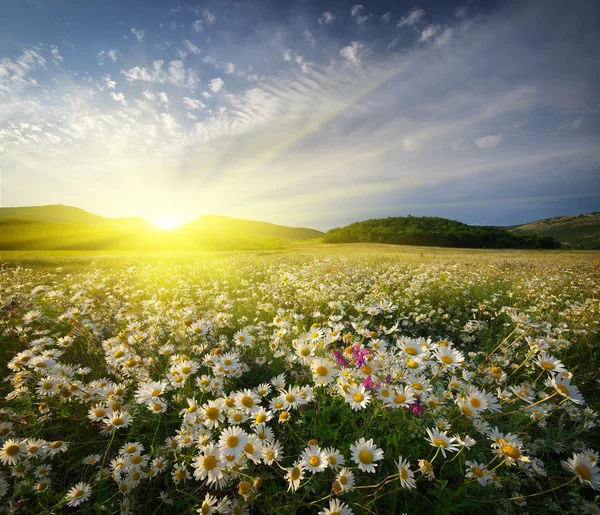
[110,91,127,107]
[169,6,182,14]
[183,97,205,110]
[455,5,468,18]
[183,40,201,55]
[225,62,235,74]
[398,7,425,27]
[192,20,202,32]
[318,11,336,25]
[202,9,216,24]
[142,90,156,102]
[98,49,119,65]
[209,77,224,93]
[50,46,63,64]
[340,41,366,65]
[0,48,47,96]
[420,24,441,42]
[350,5,363,17]
[121,60,198,89]
[283,49,292,61]
[104,75,116,89]
[381,12,392,23]
[131,28,145,42]
[475,134,503,149]
[185,112,198,121]
[158,92,169,104]
[303,29,316,46]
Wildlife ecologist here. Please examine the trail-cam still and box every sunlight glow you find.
[149,216,184,231]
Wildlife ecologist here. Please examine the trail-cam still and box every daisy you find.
[562,453,600,490]
[261,440,283,465]
[197,493,218,515]
[465,461,490,486]
[350,438,384,473]
[548,375,585,404]
[324,447,345,468]
[345,383,371,411]
[318,499,354,515]
[65,482,92,507]
[201,400,225,428]
[311,358,338,385]
[243,435,263,464]
[301,445,329,474]
[103,411,132,431]
[83,454,101,465]
[218,426,248,458]
[434,346,465,369]
[285,462,305,492]
[334,468,355,493]
[172,463,191,483]
[396,456,416,489]
[425,428,460,458]
[236,389,261,413]
[534,352,566,373]
[0,439,26,465]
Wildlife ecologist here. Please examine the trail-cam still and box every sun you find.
[150,216,183,230]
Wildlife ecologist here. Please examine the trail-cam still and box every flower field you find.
[0,248,599,514]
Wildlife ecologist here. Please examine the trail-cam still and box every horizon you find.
[1,0,599,229]
[1,202,598,233]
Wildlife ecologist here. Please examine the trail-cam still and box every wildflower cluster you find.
[0,254,598,513]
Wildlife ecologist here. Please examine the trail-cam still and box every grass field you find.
[0,245,599,514]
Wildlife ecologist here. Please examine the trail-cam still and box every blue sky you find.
[0,0,598,230]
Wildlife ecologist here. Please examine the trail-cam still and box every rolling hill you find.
[503,213,600,249]
[323,216,560,249]
[0,205,323,250]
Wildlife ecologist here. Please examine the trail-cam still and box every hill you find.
[0,205,155,231]
[323,216,560,249]
[503,213,600,249]
[0,205,323,250]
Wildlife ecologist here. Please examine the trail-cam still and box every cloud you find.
[475,134,503,149]
[455,5,468,19]
[0,47,47,97]
[318,11,336,25]
[121,60,199,89]
[202,9,216,24]
[339,41,366,65]
[303,29,316,46]
[50,46,63,64]
[131,28,145,41]
[350,4,371,24]
[110,91,127,107]
[192,20,202,32]
[183,40,201,55]
[183,97,205,110]
[98,49,119,65]
[350,5,363,17]
[420,24,441,42]
[381,12,392,23]
[104,75,116,89]
[209,77,224,93]
[398,7,425,28]
[169,6,181,14]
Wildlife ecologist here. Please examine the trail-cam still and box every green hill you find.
[323,216,560,249]
[503,213,600,249]
[0,205,323,250]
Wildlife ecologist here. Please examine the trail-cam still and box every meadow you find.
[0,244,599,514]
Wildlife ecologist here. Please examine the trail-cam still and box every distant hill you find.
[0,205,323,250]
[502,213,600,249]
[323,216,560,249]
[0,205,155,231]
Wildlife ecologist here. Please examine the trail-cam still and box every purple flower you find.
[332,349,349,367]
[408,396,426,416]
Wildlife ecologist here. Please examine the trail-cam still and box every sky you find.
[0,0,599,230]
